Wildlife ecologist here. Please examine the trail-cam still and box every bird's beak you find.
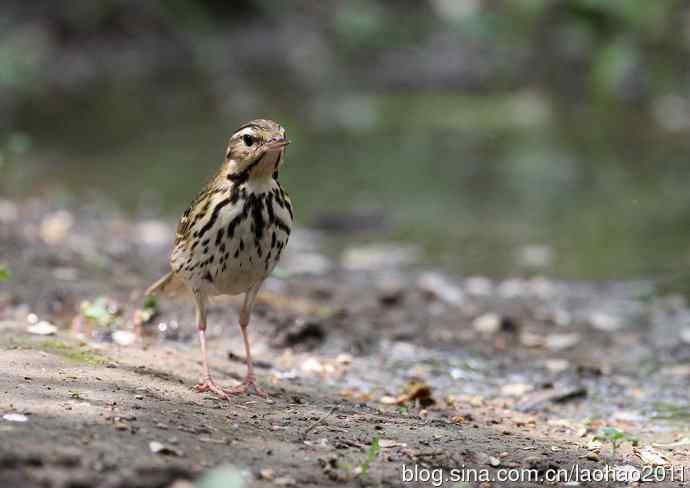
[264,138,290,151]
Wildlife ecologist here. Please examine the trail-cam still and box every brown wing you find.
[175,187,212,245]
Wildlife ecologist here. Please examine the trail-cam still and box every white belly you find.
[173,180,292,296]
[211,216,285,295]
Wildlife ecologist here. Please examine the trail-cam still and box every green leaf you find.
[367,436,381,464]
[82,297,117,326]
[360,436,381,475]
[143,295,159,312]
[593,427,637,452]
[0,265,9,282]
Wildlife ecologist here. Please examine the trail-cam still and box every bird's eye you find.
[243,134,254,146]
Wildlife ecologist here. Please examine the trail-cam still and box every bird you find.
[147,119,293,399]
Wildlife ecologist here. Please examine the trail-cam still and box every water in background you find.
[2,2,690,284]
[3,76,689,285]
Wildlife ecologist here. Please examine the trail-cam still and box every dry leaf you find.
[379,396,398,405]
[381,381,435,406]
[398,381,433,405]
[653,437,690,448]
[501,383,533,397]
[634,446,668,466]
[379,439,407,449]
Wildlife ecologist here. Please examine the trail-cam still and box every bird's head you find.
[225,119,289,182]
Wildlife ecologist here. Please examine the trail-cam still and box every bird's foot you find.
[194,378,231,400]
[225,375,268,398]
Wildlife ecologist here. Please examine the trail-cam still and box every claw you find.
[225,376,268,398]
[194,375,268,399]
[194,379,231,400]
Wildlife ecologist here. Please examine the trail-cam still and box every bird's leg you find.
[191,291,230,400]
[226,281,267,397]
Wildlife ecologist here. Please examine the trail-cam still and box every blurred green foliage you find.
[0,1,687,104]
[0,265,10,282]
[593,427,639,458]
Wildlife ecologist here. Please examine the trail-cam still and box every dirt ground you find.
[1,200,690,487]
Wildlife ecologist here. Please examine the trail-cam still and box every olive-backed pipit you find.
[148,119,293,399]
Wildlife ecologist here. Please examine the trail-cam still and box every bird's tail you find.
[146,271,183,296]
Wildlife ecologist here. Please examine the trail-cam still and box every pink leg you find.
[194,329,232,400]
[191,292,231,400]
[225,282,267,397]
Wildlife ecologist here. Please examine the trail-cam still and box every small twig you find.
[302,405,337,439]
[227,351,273,370]
[340,439,367,450]
[414,450,445,458]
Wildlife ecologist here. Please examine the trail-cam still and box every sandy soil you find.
[1,201,690,487]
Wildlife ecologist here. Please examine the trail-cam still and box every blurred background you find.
[2,0,690,283]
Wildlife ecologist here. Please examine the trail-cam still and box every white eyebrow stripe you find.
[234,127,258,138]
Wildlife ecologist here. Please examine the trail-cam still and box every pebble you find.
[3,413,28,422]
[520,332,544,347]
[589,312,623,331]
[342,244,418,271]
[149,441,182,456]
[544,359,570,373]
[0,199,18,223]
[473,313,501,334]
[417,272,464,306]
[301,357,324,374]
[680,327,690,344]
[501,383,533,397]
[464,276,493,296]
[378,283,405,306]
[113,330,137,346]
[545,333,580,351]
[40,210,74,245]
[282,252,331,275]
[135,220,171,247]
[335,353,352,365]
[274,476,296,486]
[27,321,58,335]
[168,481,194,488]
[259,468,274,480]
[477,452,501,467]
